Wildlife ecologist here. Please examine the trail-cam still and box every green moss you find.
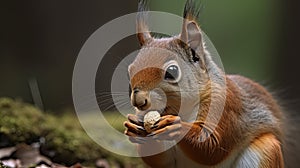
[0,98,44,143]
[0,98,142,166]
[0,161,10,168]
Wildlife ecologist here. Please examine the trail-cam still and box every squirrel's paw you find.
[147,115,182,141]
[124,114,148,144]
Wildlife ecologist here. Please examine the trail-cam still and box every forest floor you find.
[0,98,143,168]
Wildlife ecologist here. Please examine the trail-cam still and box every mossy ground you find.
[0,161,9,168]
[0,98,143,167]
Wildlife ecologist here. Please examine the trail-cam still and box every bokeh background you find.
[1,0,299,110]
[0,0,300,166]
[0,0,300,110]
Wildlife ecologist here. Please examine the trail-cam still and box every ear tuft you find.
[137,0,152,46]
[183,0,201,22]
[180,1,206,66]
[180,0,204,56]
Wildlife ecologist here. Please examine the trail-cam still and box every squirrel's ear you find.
[137,23,152,46]
[180,21,204,56]
[137,0,152,46]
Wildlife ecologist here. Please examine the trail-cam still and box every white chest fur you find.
[167,144,261,168]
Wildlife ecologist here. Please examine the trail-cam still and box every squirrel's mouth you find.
[142,108,165,115]
[154,106,178,116]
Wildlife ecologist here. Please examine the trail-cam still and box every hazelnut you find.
[143,111,161,133]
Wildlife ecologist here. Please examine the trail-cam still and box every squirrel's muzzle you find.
[131,89,151,111]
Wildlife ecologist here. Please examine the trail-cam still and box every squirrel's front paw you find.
[124,114,148,144]
[147,115,182,141]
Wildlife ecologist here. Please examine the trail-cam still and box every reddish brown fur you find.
[228,75,283,124]
[252,134,284,168]
[128,43,284,167]
[131,67,163,91]
[128,41,284,167]
[178,76,244,165]
[131,73,284,167]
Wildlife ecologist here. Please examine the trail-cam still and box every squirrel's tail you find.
[281,103,300,167]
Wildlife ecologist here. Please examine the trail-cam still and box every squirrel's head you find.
[129,0,212,118]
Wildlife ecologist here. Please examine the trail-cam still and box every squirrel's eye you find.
[164,65,180,82]
[128,84,132,98]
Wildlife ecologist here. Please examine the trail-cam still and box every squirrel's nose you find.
[131,89,150,110]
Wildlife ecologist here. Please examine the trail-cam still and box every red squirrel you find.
[124,0,284,167]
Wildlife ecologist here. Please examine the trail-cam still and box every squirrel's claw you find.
[127,113,144,126]
[151,115,181,131]
[147,124,182,141]
[124,121,147,137]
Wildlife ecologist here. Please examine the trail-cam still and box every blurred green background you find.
[154,0,280,81]
[1,0,298,111]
